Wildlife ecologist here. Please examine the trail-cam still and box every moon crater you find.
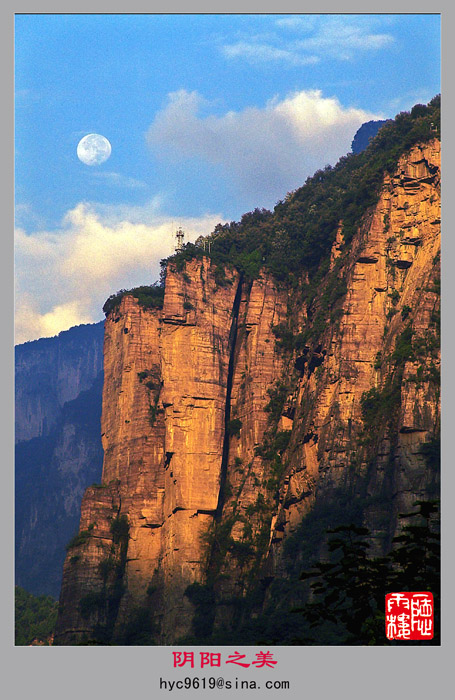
[77,133,112,166]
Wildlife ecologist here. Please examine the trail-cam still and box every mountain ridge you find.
[54,97,440,644]
[15,322,105,596]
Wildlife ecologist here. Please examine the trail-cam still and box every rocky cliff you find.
[271,140,440,554]
[55,131,440,645]
[15,322,104,443]
[15,323,104,597]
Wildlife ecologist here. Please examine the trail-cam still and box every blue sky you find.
[14,13,440,343]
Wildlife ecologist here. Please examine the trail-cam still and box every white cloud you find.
[221,41,319,66]
[15,204,224,344]
[220,16,394,66]
[275,16,316,31]
[15,297,93,343]
[147,89,379,205]
[295,19,394,60]
[92,171,148,189]
[15,203,48,230]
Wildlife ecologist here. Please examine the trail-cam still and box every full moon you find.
[77,133,112,166]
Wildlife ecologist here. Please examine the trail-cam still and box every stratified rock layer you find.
[55,141,440,644]
[56,261,243,643]
[272,141,440,556]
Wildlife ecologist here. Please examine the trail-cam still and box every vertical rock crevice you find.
[216,274,244,519]
[54,139,440,645]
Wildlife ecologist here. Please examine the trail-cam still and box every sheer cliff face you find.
[15,376,104,598]
[56,263,248,643]
[55,141,440,645]
[271,141,440,559]
[15,323,105,597]
[15,323,104,443]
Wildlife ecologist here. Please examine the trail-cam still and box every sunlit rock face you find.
[270,141,440,557]
[55,140,440,645]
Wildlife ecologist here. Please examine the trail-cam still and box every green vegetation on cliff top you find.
[165,96,440,282]
[103,284,164,317]
[103,96,440,315]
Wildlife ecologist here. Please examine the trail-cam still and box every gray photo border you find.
[4,3,451,698]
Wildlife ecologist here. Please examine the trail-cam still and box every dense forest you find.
[15,586,58,645]
[105,96,440,314]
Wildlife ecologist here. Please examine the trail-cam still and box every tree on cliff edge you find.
[298,501,440,645]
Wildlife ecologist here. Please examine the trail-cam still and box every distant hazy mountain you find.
[351,119,392,154]
[15,322,104,443]
[15,323,105,597]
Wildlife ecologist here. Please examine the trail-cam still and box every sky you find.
[14,13,440,344]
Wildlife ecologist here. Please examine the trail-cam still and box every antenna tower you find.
[175,226,185,252]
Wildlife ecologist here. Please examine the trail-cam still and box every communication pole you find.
[175,226,184,252]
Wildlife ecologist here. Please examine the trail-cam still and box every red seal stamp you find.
[385,592,434,640]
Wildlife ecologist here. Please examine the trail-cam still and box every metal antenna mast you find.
[175,226,185,252]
